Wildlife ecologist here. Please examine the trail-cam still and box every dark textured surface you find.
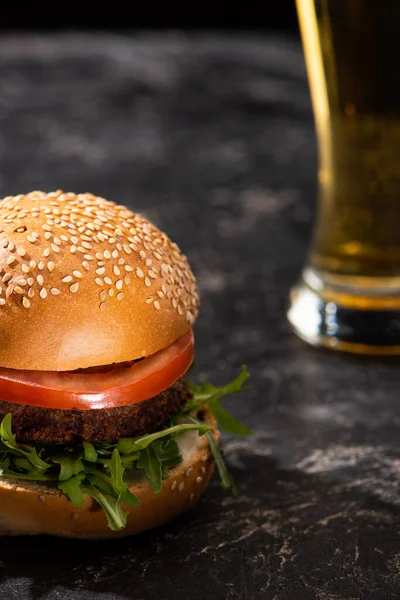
[0,32,399,600]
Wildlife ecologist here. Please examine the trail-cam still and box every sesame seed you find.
[73,270,82,279]
[124,275,132,285]
[27,278,34,286]
[53,237,61,245]
[148,270,157,279]
[116,280,123,290]
[39,288,47,299]
[51,244,60,253]
[0,299,5,306]
[61,275,72,283]
[112,250,118,259]
[139,250,146,260]
[14,286,24,294]
[189,493,195,503]
[46,261,55,273]
[124,265,133,272]
[95,252,103,260]
[123,245,132,254]
[6,256,15,266]
[154,300,161,310]
[95,278,103,286]
[100,290,107,301]
[43,248,50,257]
[171,481,177,491]
[70,245,77,253]
[70,282,79,293]
[37,275,44,286]
[136,267,144,278]
[77,247,85,253]
[117,292,124,300]
[178,482,185,492]
[99,302,106,311]
[84,254,93,261]
[81,241,92,249]
[38,261,44,270]
[145,277,151,287]
[113,266,120,276]
[96,267,105,276]
[50,288,60,295]
[104,250,111,259]
[186,468,193,478]
[21,264,29,274]
[1,240,7,248]
[157,291,164,298]
[60,235,68,242]
[146,297,154,304]
[82,261,90,271]
[27,235,36,243]
[17,247,26,257]
[70,236,79,245]
[146,259,152,267]
[108,288,114,297]
[104,277,112,285]
[22,297,30,308]
[196,476,203,484]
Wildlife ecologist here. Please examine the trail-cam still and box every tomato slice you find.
[0,330,194,410]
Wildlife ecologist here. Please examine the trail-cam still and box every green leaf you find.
[83,441,97,462]
[83,485,128,532]
[52,457,84,481]
[110,449,124,491]
[208,398,252,436]
[121,487,140,507]
[137,445,162,493]
[0,413,17,449]
[153,437,182,471]
[187,365,250,410]
[125,422,213,452]
[58,473,85,508]
[188,416,238,496]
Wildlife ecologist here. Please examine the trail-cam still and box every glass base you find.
[288,268,400,355]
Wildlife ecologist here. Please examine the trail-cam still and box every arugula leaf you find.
[153,437,182,473]
[110,449,124,491]
[137,445,162,493]
[83,485,128,532]
[121,487,140,507]
[117,422,212,453]
[83,441,97,462]
[0,414,17,449]
[186,366,251,436]
[208,399,251,436]
[52,457,84,481]
[58,473,85,508]
[188,416,238,496]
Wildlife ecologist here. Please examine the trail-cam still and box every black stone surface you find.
[0,32,399,600]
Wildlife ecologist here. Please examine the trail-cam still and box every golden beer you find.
[288,0,400,353]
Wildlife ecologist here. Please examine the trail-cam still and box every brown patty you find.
[0,377,191,444]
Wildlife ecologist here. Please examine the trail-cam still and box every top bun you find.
[0,191,199,370]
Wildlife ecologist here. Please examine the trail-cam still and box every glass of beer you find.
[288,0,400,354]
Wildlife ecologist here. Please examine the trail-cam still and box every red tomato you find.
[0,330,194,410]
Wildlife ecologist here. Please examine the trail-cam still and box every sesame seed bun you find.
[0,408,218,538]
[0,191,199,370]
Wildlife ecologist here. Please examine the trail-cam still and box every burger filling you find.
[0,377,191,444]
[0,364,250,531]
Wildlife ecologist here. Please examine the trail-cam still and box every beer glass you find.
[288,0,400,354]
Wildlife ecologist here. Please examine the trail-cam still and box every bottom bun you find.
[0,408,218,539]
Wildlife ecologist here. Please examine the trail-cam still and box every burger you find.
[0,190,250,538]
